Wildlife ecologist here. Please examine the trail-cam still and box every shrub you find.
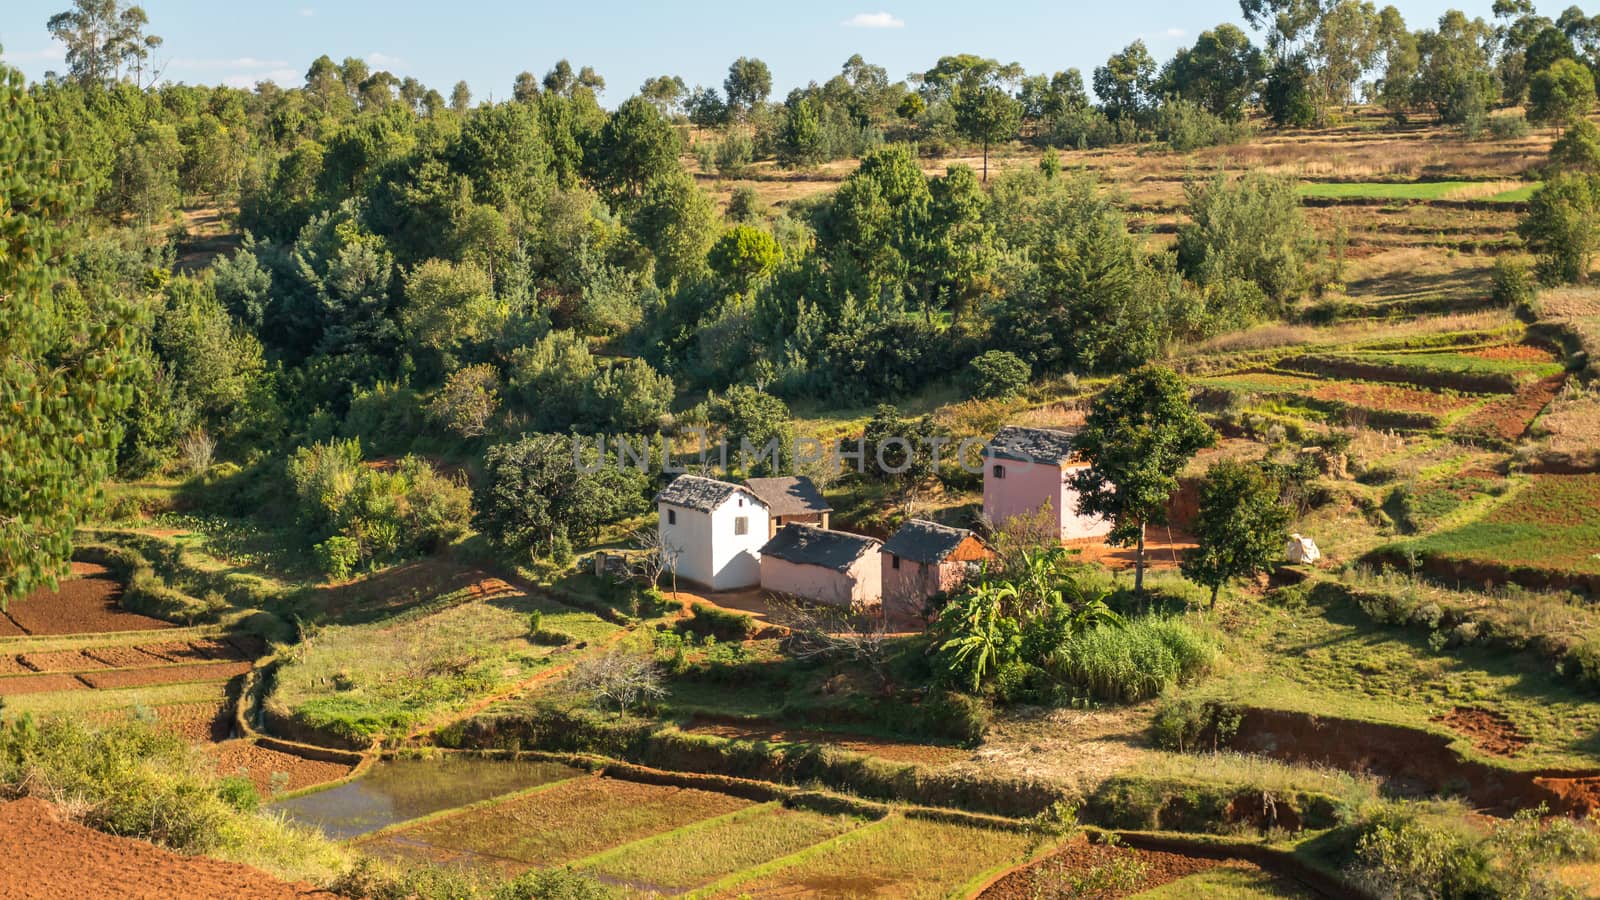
[913,689,993,743]
[428,364,501,439]
[675,603,757,642]
[1491,256,1537,312]
[966,350,1032,400]
[1488,113,1531,140]
[315,536,361,580]
[1045,618,1216,703]
[1150,697,1242,752]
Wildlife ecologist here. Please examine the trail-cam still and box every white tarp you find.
[1286,533,1321,565]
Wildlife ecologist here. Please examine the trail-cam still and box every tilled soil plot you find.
[0,797,333,899]
[81,645,171,668]
[6,573,172,636]
[0,656,31,676]
[979,838,1228,899]
[0,674,86,697]
[85,702,234,743]
[77,661,252,690]
[206,741,353,797]
[140,638,252,663]
[16,650,111,673]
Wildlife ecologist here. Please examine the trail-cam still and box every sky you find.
[0,0,1553,105]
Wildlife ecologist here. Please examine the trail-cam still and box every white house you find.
[982,426,1112,542]
[655,474,771,590]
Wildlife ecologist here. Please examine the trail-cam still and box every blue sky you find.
[0,1,1540,104]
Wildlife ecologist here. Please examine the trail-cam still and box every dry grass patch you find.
[361,776,752,872]
[713,813,1040,899]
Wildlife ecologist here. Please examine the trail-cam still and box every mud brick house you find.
[880,519,993,617]
[758,523,882,607]
[743,475,832,538]
[982,425,1111,542]
[655,475,769,590]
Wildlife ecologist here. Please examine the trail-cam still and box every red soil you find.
[205,741,353,797]
[0,674,87,697]
[1464,344,1559,362]
[0,656,31,676]
[16,650,110,673]
[81,645,171,668]
[978,837,1230,899]
[85,702,233,744]
[6,570,172,636]
[0,797,333,898]
[1308,380,1479,416]
[0,615,24,637]
[1452,374,1566,444]
[139,638,251,664]
[77,660,252,690]
[1434,707,1530,758]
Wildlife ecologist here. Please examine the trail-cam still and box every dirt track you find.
[0,797,332,898]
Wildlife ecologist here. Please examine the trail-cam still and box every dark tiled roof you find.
[760,524,879,572]
[655,475,760,512]
[985,426,1080,464]
[744,475,832,517]
[881,519,978,564]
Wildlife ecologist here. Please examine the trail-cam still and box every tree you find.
[967,351,1031,400]
[1070,365,1217,598]
[1176,172,1316,306]
[707,385,793,475]
[953,84,1020,182]
[591,96,681,199]
[47,0,163,86]
[1549,118,1600,173]
[427,364,500,439]
[512,71,540,102]
[1528,58,1595,133]
[1182,461,1292,608]
[639,75,687,115]
[1162,24,1266,120]
[401,259,499,380]
[708,225,782,293]
[723,57,772,120]
[1313,0,1384,114]
[1519,172,1600,284]
[1239,0,1323,62]
[1094,41,1158,125]
[449,81,472,112]
[1,61,138,603]
[567,651,664,715]
[478,434,649,560]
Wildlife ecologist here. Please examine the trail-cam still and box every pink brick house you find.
[982,426,1112,543]
[880,519,992,619]
[758,523,881,607]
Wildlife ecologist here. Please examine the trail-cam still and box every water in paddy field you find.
[271,756,583,839]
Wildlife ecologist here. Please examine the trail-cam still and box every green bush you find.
[314,536,360,580]
[675,603,757,642]
[1491,255,1537,312]
[1046,618,1217,703]
[966,350,1031,400]
[1488,113,1531,140]
[1150,697,1243,752]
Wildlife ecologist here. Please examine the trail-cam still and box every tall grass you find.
[1048,618,1216,702]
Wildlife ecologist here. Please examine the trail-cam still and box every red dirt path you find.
[0,797,332,898]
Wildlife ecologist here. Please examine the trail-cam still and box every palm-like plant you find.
[935,578,1019,692]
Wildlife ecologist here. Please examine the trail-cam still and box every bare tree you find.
[630,526,681,598]
[566,651,665,716]
[766,595,891,684]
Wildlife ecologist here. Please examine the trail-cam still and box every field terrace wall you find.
[435,706,1070,819]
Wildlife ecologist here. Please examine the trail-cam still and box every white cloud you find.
[223,68,300,88]
[170,56,290,70]
[1164,27,1186,38]
[365,52,403,68]
[843,11,905,28]
[299,8,316,16]
[4,46,66,63]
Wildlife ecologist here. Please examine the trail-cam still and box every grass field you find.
[358,776,753,871]
[269,574,621,743]
[1400,474,1600,579]
[1297,180,1537,202]
[708,814,1042,899]
[576,803,865,891]
[1132,864,1317,898]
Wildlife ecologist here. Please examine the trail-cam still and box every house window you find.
[667,509,676,525]
[734,516,748,536]
[891,555,901,569]
[993,464,1006,479]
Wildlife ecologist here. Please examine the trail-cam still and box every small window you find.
[738,496,744,506]
[993,464,1006,479]
[891,555,901,570]
[734,516,748,536]
[667,509,676,525]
